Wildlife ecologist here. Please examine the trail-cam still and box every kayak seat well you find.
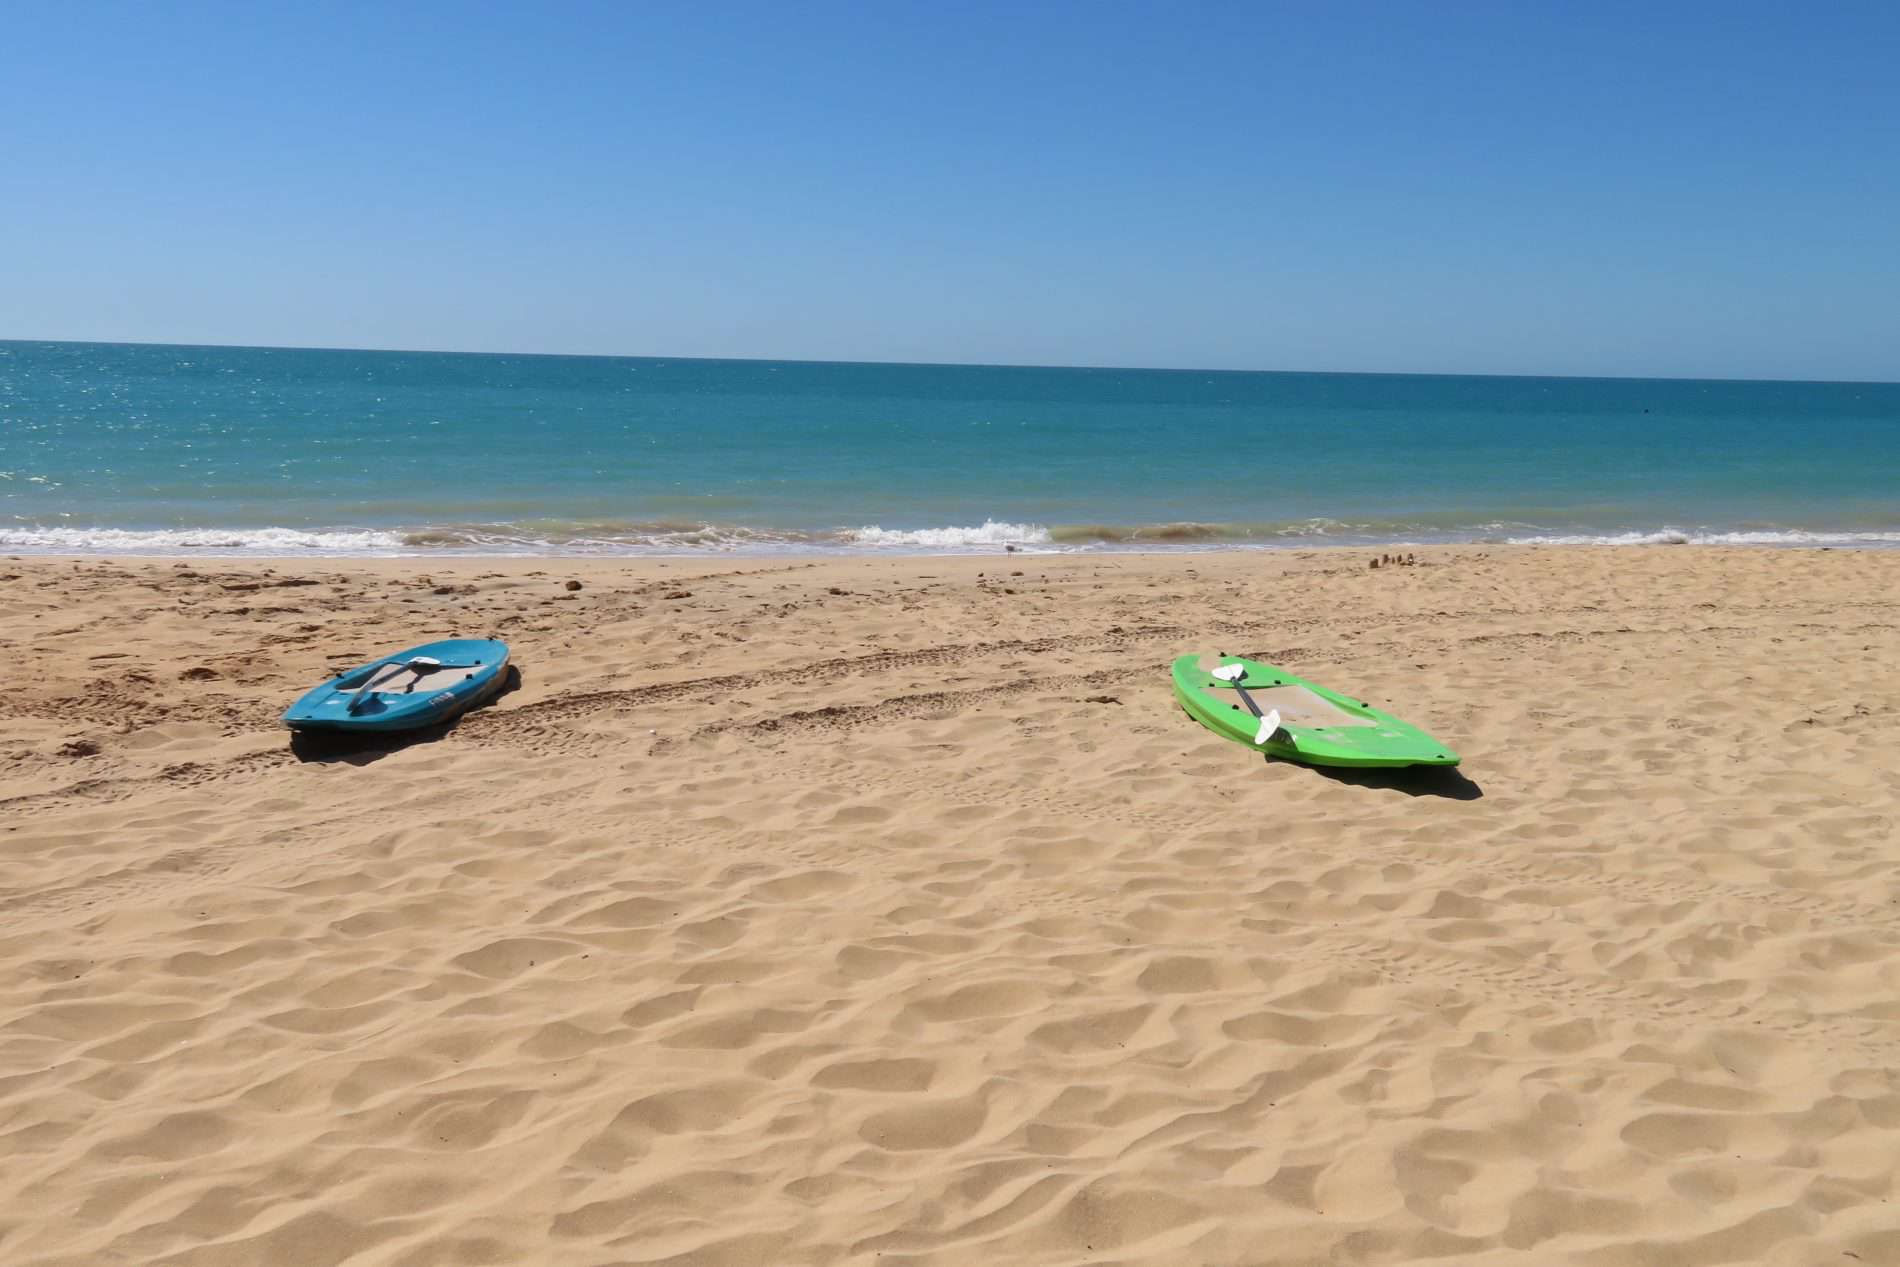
[1190,652,1376,729]
[336,666,475,696]
[1205,682,1379,729]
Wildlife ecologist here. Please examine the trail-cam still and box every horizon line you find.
[3,335,1895,389]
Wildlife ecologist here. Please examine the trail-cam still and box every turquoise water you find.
[3,339,1896,553]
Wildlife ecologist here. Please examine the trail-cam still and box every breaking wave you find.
[842,520,1053,548]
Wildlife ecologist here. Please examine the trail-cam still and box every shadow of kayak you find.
[1278,756,1484,800]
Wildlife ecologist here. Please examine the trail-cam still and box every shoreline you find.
[7,531,1900,562]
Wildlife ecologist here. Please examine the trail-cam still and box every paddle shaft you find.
[1219,665,1281,745]
[1218,666,1268,718]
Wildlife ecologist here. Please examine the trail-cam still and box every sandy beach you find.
[3,544,1898,1266]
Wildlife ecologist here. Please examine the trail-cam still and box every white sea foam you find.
[0,526,410,554]
[1503,528,1900,547]
[843,520,1055,548]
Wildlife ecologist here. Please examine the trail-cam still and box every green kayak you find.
[1172,651,1459,768]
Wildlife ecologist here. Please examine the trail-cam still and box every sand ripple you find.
[3,548,1898,1264]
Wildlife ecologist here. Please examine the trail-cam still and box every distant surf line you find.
[6,519,1899,556]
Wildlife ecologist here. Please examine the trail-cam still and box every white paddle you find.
[1212,662,1281,745]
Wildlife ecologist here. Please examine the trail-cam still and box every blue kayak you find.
[283,638,510,733]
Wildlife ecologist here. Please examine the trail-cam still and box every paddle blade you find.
[1212,663,1245,682]
[1254,708,1281,745]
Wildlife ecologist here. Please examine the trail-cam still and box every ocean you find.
[3,340,1896,555]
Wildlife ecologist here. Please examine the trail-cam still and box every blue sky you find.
[3,1,1896,379]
